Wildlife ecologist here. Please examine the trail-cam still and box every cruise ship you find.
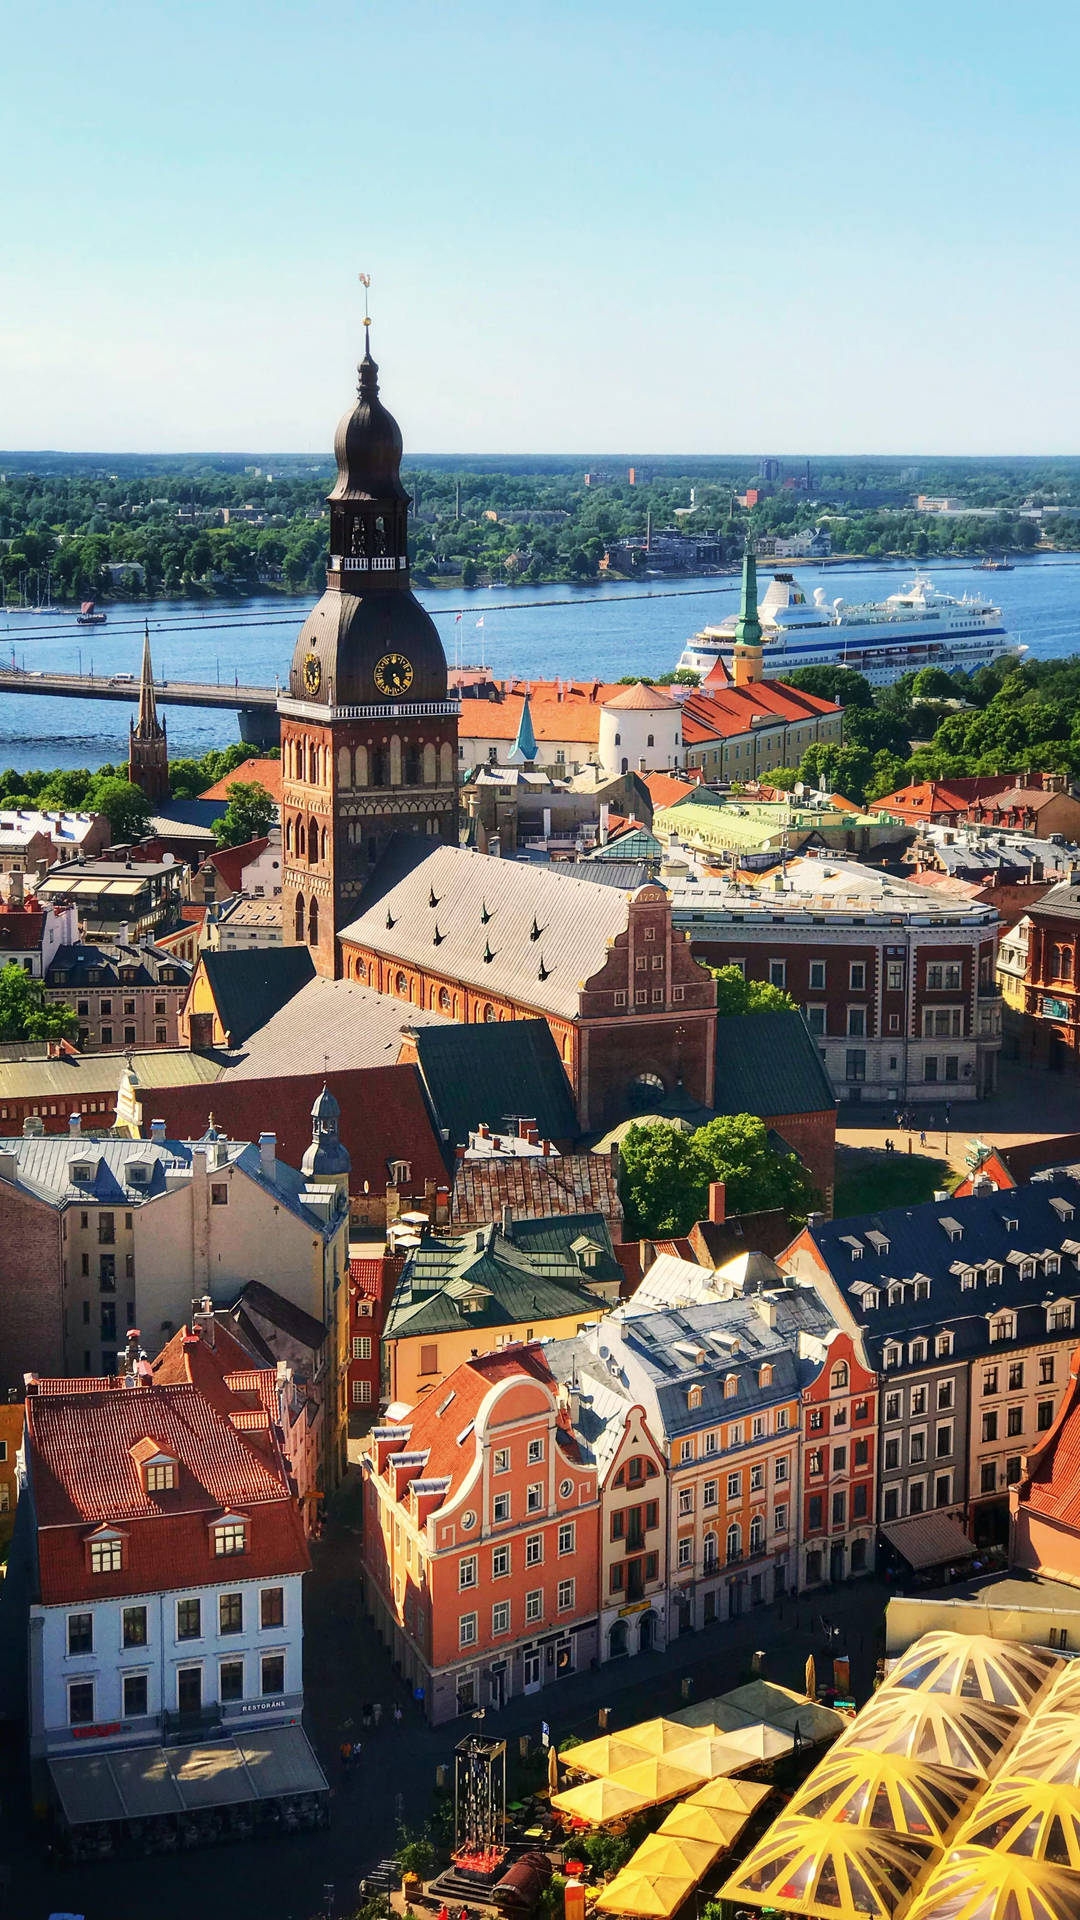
[677,571,1019,687]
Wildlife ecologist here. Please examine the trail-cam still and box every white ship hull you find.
[677,572,1019,687]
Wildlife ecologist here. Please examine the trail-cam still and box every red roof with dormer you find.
[378,1346,576,1506]
[679,679,842,746]
[25,1378,309,1604]
[1018,1348,1080,1532]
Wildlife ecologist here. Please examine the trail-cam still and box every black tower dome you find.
[287,330,448,707]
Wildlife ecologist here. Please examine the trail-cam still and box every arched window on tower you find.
[294,894,305,943]
[296,819,306,860]
[321,826,329,862]
[308,816,319,864]
[354,745,369,787]
[308,742,319,785]
[285,818,293,854]
[308,898,319,946]
[438,987,452,1014]
[395,971,409,1000]
[337,747,351,787]
[404,744,420,786]
[439,742,455,784]
[423,743,437,786]
[389,735,402,787]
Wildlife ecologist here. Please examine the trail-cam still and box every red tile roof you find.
[450,1152,621,1230]
[203,837,271,895]
[386,1346,576,1502]
[26,1378,309,1604]
[604,682,679,711]
[199,758,283,804]
[679,679,842,746]
[350,1257,385,1300]
[643,772,698,812]
[457,681,628,746]
[1020,1348,1080,1530]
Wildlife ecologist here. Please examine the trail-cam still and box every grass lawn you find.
[833,1146,952,1218]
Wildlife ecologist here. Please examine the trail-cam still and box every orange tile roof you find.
[26,1378,309,1604]
[680,680,843,745]
[643,772,698,811]
[204,836,271,894]
[1021,1349,1080,1529]
[457,681,630,745]
[390,1346,568,1502]
[199,758,282,804]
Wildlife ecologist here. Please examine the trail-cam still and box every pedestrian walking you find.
[372,1700,383,1728]
[393,1702,403,1726]
[361,1703,372,1730]
[920,1129,927,1147]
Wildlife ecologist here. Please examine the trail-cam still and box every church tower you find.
[732,541,764,688]
[128,623,170,801]
[278,325,458,977]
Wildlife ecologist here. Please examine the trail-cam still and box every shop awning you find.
[615,1719,711,1759]
[879,1512,978,1571]
[563,1733,657,1779]
[48,1725,327,1828]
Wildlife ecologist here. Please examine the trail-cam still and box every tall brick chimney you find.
[708,1181,726,1224]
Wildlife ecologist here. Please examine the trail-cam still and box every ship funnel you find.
[812,587,827,608]
[832,598,844,612]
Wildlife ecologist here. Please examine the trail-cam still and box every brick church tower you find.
[278,327,459,977]
[128,623,170,802]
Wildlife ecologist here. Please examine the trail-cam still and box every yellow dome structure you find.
[882,1633,1064,1713]
[956,1777,1080,1869]
[837,1691,1020,1779]
[1001,1715,1080,1789]
[904,1846,1080,1920]
[788,1748,973,1845]
[720,1815,936,1919]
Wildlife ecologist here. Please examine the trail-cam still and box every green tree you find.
[213,779,276,849]
[0,963,78,1042]
[711,965,798,1017]
[86,777,153,842]
[782,666,874,709]
[461,558,477,588]
[619,1113,814,1238]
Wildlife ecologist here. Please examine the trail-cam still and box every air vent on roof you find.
[483,941,496,963]
[538,956,550,981]
[531,919,543,942]
[480,900,492,924]
[436,1391,456,1417]
[456,1421,475,1447]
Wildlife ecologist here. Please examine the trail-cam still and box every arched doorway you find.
[608,1619,629,1658]
[638,1610,657,1652]
[629,1072,665,1108]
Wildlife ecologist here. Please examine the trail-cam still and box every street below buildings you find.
[2,1486,893,1920]
[835,1052,1080,1172]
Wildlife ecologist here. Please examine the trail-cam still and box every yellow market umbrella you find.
[836,1690,1020,1779]
[595,1870,695,1917]
[669,1734,765,1780]
[954,1777,1080,1870]
[721,1815,937,1919]
[551,1776,652,1825]
[631,1835,719,1880]
[883,1633,1064,1713]
[658,1803,750,1848]
[806,1654,817,1700]
[562,1734,656,1779]
[605,1757,708,1805]
[684,1777,771,1815]
[904,1846,1080,1920]
[716,1721,795,1762]
[788,1748,974,1845]
[618,1719,711,1758]
[549,1744,560,1794]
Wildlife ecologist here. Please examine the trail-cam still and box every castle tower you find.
[128,623,170,801]
[732,542,763,689]
[278,324,458,977]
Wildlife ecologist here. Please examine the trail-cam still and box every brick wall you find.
[0,1180,64,1388]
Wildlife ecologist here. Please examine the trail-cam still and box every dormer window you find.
[830,1362,849,1391]
[212,1514,249,1557]
[688,1384,702,1411]
[724,1375,739,1400]
[989,1314,1015,1343]
[987,1264,1003,1285]
[888,1284,903,1307]
[883,1343,901,1370]
[1047,1301,1074,1333]
[909,1339,928,1364]
[1044,1254,1061,1276]
[759,1364,773,1388]
[936,1332,954,1358]
[87,1526,125,1575]
[960,1271,976,1291]
[146,1461,175,1492]
[915,1280,931,1301]
[129,1438,178,1496]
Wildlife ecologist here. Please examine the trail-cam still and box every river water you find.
[1,555,1079,773]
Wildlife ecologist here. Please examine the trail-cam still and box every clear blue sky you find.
[3,0,1078,455]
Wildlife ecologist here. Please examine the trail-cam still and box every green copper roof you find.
[733,543,763,650]
[507,691,538,764]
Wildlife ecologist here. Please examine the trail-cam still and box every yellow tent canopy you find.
[551,1776,652,1825]
[954,1776,1080,1871]
[1005,1716,1080,1790]
[683,1777,771,1815]
[631,1835,719,1880]
[883,1633,1064,1713]
[721,1814,937,1920]
[564,1734,657,1779]
[668,1734,766,1781]
[617,1719,713,1758]
[903,1846,1080,1920]
[595,1870,696,1917]
[716,1721,794,1762]
[837,1690,1020,1779]
[605,1757,707,1805]
[787,1748,974,1845]
[658,1802,751,1848]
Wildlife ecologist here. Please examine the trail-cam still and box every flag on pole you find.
[454,612,462,624]
[475,616,485,629]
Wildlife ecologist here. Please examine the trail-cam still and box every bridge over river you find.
[0,667,280,746]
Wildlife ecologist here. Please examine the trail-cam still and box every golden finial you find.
[359,270,372,329]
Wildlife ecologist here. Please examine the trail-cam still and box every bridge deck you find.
[0,669,278,711]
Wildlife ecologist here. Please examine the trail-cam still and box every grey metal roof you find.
[1031,883,1080,923]
[714,1012,837,1120]
[384,1212,619,1342]
[0,1132,341,1237]
[340,837,637,1020]
[223,974,448,1080]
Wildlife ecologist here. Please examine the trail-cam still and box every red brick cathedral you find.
[279,328,459,976]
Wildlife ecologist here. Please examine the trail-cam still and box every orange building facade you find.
[797,1329,878,1589]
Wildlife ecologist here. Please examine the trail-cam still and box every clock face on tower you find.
[374,651,414,697]
[303,652,322,695]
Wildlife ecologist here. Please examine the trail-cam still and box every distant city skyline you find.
[4,0,1079,456]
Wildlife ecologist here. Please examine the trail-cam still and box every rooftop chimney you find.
[259,1130,276,1180]
[150,1117,166,1144]
[501,1203,513,1237]
[708,1181,726,1224]
[68,1112,81,1136]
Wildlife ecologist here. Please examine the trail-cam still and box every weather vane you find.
[359,270,372,328]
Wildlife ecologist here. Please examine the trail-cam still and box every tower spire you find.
[732,539,763,688]
[507,691,538,767]
[128,619,169,800]
[137,620,158,732]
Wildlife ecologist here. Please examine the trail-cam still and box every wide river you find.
[1,555,1079,773]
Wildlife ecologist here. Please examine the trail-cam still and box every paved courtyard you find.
[836,1052,1080,1171]
[3,1493,892,1920]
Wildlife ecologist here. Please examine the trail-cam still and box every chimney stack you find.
[501,1203,513,1237]
[150,1117,166,1144]
[708,1181,726,1224]
[68,1112,81,1136]
[259,1130,276,1180]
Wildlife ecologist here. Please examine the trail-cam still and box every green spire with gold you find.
[733,540,762,648]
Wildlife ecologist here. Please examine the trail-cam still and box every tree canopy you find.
[618,1113,815,1239]
[0,964,78,1042]
[711,965,799,1017]
[86,778,153,843]
[214,779,277,849]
